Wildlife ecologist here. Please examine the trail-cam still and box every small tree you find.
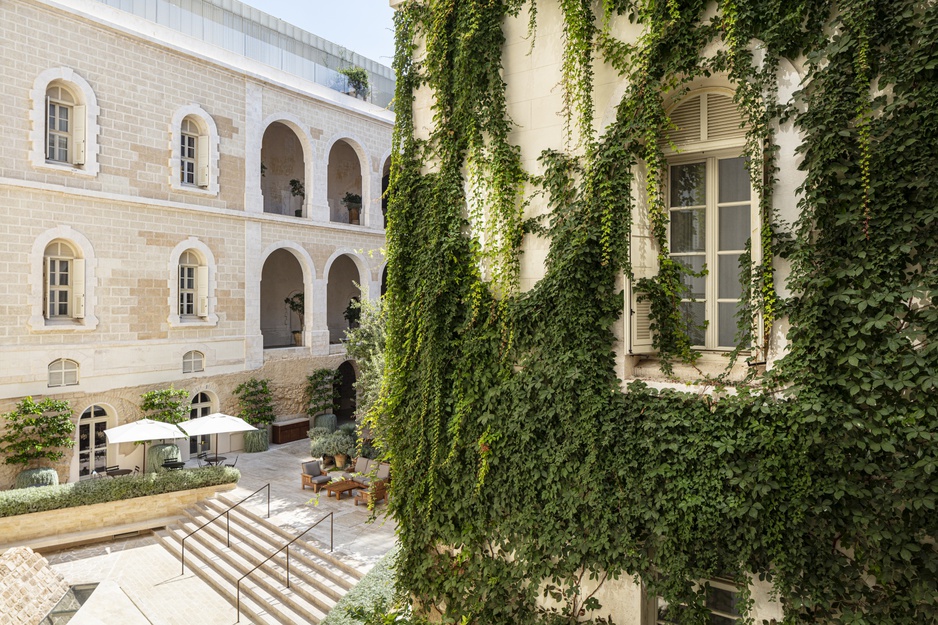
[234,378,276,427]
[284,292,304,332]
[305,368,341,418]
[344,296,385,424]
[338,66,370,99]
[0,397,74,468]
[140,387,190,424]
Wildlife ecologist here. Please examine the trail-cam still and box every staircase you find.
[158,493,363,624]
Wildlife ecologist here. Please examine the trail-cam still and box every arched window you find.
[183,350,205,373]
[632,89,757,353]
[178,250,207,318]
[43,240,83,319]
[30,68,99,175]
[170,105,219,194]
[48,358,79,387]
[78,405,109,478]
[189,392,213,453]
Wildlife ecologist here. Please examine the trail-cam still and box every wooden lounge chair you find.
[301,460,330,492]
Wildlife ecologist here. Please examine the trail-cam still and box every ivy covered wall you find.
[377,1,938,623]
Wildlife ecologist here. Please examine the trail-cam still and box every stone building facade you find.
[0,0,393,488]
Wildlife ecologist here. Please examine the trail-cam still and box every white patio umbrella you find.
[104,418,187,474]
[175,413,257,464]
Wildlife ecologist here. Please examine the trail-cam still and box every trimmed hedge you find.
[321,545,398,625]
[0,466,239,518]
[14,468,59,489]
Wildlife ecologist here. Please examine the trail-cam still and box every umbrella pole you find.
[215,432,219,463]
[143,442,147,475]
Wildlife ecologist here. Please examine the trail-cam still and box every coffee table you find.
[323,479,358,500]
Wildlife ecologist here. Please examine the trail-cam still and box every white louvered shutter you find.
[196,265,209,317]
[196,135,209,187]
[629,188,658,354]
[72,258,85,319]
[71,105,86,165]
[667,96,703,145]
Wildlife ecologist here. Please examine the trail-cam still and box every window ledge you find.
[36,161,97,178]
[167,314,218,328]
[170,182,217,197]
[27,315,98,332]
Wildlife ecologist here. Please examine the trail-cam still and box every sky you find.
[243,1,397,68]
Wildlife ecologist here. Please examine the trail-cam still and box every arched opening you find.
[77,404,110,479]
[189,392,214,454]
[326,254,361,344]
[381,265,388,297]
[335,360,357,425]
[327,140,363,224]
[261,249,304,348]
[261,122,306,217]
[381,156,391,229]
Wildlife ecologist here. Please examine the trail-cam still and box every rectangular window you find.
[47,258,70,317]
[181,132,197,184]
[179,265,196,315]
[653,580,741,624]
[47,101,70,162]
[668,155,751,349]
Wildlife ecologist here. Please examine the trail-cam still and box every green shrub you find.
[314,413,337,432]
[234,378,276,426]
[15,468,59,489]
[244,429,269,453]
[0,397,74,467]
[0,467,239,518]
[147,443,180,473]
[306,369,340,418]
[140,387,189,424]
[322,546,399,625]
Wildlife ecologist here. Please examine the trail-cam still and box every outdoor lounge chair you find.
[225,455,238,468]
[341,457,372,482]
[301,460,330,492]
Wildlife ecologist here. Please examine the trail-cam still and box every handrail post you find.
[286,546,291,589]
[236,583,241,623]
[330,512,334,552]
[267,486,270,518]
[226,510,231,548]
[181,539,186,575]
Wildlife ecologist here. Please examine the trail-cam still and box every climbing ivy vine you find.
[379,1,938,624]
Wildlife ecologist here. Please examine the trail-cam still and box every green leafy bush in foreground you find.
[322,545,400,625]
[0,466,239,518]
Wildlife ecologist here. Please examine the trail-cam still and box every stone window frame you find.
[183,350,205,374]
[48,358,79,387]
[29,68,101,177]
[169,105,220,196]
[28,226,99,333]
[168,238,218,328]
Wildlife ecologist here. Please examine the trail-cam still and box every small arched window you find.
[180,116,208,187]
[44,240,84,319]
[30,68,99,176]
[48,358,79,387]
[45,83,84,164]
[183,350,205,374]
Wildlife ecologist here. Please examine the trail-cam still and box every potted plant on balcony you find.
[342,192,362,225]
[284,292,304,345]
[290,179,305,217]
[338,66,370,101]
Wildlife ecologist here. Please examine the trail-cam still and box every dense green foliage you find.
[322,546,400,625]
[0,467,238,517]
[381,0,938,624]
[235,378,276,426]
[147,443,180,474]
[339,66,371,99]
[344,296,387,424]
[243,429,269,453]
[14,468,59,489]
[140,387,190,424]
[306,369,342,418]
[0,397,74,467]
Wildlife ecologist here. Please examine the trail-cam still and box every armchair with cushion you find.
[301,460,331,491]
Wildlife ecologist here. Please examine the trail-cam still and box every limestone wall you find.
[0,547,69,625]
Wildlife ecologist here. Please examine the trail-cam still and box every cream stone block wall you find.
[0,483,236,547]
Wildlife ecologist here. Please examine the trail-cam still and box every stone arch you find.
[324,133,370,225]
[260,114,314,216]
[29,67,101,175]
[259,242,316,348]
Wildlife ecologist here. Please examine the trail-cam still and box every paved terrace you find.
[44,438,398,624]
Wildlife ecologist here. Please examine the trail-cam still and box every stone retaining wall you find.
[0,483,236,547]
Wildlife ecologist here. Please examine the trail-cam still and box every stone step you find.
[213,494,365,581]
[180,505,343,611]
[162,521,328,625]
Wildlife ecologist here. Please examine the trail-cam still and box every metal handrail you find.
[236,512,334,623]
[181,483,270,575]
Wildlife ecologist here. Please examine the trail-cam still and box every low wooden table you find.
[323,480,358,500]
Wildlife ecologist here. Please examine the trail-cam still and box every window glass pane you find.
[675,255,706,299]
[719,205,750,251]
[718,157,750,203]
[670,162,706,207]
[718,254,745,299]
[671,209,706,253]
[706,586,740,616]
[718,302,745,347]
[680,301,706,345]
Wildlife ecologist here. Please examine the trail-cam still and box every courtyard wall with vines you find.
[377,1,938,623]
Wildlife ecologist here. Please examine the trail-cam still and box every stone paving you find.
[44,438,398,624]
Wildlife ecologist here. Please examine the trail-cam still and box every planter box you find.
[0,482,236,550]
[271,417,310,444]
